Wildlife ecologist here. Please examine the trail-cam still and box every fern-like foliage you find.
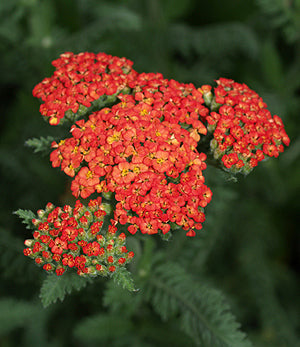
[167,22,259,83]
[39,272,91,308]
[54,1,143,54]
[0,297,51,345]
[170,22,259,60]
[0,298,37,335]
[111,267,137,292]
[103,280,142,316]
[14,209,36,230]
[239,236,300,346]
[74,313,134,343]
[255,0,300,42]
[144,261,252,347]
[25,136,55,155]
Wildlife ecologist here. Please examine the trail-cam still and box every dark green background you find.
[0,0,299,346]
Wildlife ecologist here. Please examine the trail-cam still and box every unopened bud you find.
[200,85,213,106]
[24,239,34,247]
[32,218,41,226]
[210,139,218,150]
[102,192,113,200]
[102,203,112,214]
[45,202,54,212]
[37,209,45,218]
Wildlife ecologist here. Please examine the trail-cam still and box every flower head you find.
[49,72,212,236]
[33,52,138,125]
[23,199,134,276]
[201,78,290,174]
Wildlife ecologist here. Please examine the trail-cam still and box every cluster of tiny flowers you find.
[201,78,290,174]
[23,198,134,276]
[50,73,212,237]
[32,52,138,125]
[30,52,291,240]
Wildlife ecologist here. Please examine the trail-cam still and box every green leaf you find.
[169,22,259,61]
[255,0,299,42]
[74,313,134,342]
[40,272,90,308]
[145,262,252,347]
[25,136,55,155]
[103,280,142,316]
[0,298,36,335]
[112,267,137,292]
[14,209,36,230]
[97,4,142,30]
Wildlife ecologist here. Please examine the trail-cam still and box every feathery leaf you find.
[74,313,134,342]
[112,267,137,292]
[0,298,36,335]
[14,209,36,230]
[40,272,90,308]
[25,136,55,155]
[145,262,252,347]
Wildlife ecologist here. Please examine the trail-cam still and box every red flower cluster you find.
[23,198,134,276]
[31,52,291,241]
[201,78,290,174]
[50,73,212,237]
[32,52,138,125]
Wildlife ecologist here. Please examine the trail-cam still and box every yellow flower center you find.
[121,169,129,177]
[86,171,93,179]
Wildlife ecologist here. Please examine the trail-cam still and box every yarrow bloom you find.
[200,78,290,174]
[32,52,138,125]
[50,72,212,237]
[20,51,292,289]
[23,198,134,276]
[30,53,290,240]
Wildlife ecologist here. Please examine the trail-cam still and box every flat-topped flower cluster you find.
[50,72,212,237]
[23,51,290,276]
[23,198,134,276]
[32,52,138,125]
[202,78,290,174]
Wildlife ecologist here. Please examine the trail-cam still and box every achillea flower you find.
[49,74,212,237]
[23,198,134,277]
[33,52,138,125]
[200,78,290,174]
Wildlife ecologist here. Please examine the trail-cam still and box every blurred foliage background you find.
[0,0,299,346]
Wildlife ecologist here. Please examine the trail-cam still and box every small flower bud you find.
[96,234,105,245]
[35,257,43,265]
[127,251,134,260]
[55,268,65,276]
[102,192,113,200]
[202,92,213,107]
[32,218,40,226]
[23,248,32,256]
[24,239,34,247]
[33,231,40,239]
[37,209,46,218]
[107,255,114,263]
[118,257,126,265]
[102,203,112,214]
[43,263,54,272]
[63,205,72,214]
[118,233,126,242]
[108,265,116,272]
[45,202,55,212]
